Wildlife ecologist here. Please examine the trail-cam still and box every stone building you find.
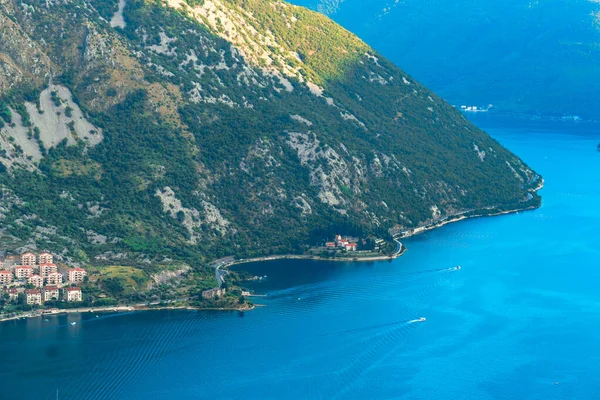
[43,286,60,302]
[68,268,87,283]
[202,287,226,300]
[26,289,42,305]
[15,266,33,279]
[38,252,53,265]
[0,270,13,285]
[21,252,37,267]
[46,272,63,286]
[40,264,58,278]
[66,287,82,302]
[29,275,44,288]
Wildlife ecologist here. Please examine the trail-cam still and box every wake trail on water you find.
[318,318,426,338]
[324,316,425,399]
[264,265,460,302]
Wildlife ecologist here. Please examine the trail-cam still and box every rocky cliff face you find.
[0,0,540,265]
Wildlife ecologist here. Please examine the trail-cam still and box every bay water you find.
[1,117,599,399]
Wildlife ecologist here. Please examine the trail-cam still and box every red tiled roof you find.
[0,270,11,275]
[67,287,81,291]
[70,268,86,272]
[44,286,59,291]
[8,288,18,293]
[29,275,42,279]
[15,265,33,270]
[26,289,41,294]
[39,252,52,255]
[21,252,35,256]
[40,263,57,267]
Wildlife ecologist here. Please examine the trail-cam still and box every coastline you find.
[0,303,254,324]
[220,180,544,269]
[1,182,542,324]
[219,240,407,270]
[397,179,544,240]
[397,203,541,240]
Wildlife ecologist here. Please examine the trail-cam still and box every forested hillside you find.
[0,0,541,268]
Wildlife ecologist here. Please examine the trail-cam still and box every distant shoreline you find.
[0,303,254,324]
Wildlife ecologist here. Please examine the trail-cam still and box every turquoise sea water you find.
[1,117,599,399]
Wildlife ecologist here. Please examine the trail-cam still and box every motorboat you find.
[418,317,426,322]
[70,322,77,326]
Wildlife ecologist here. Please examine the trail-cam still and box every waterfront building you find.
[0,270,13,285]
[66,287,82,302]
[334,234,345,246]
[15,266,33,279]
[29,275,44,288]
[202,287,226,299]
[344,243,357,251]
[21,252,36,267]
[26,289,42,305]
[38,252,53,265]
[334,234,357,251]
[43,286,60,302]
[325,242,336,248]
[39,264,58,278]
[46,272,63,286]
[68,268,87,283]
[7,288,19,302]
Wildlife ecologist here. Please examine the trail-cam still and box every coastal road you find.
[211,256,234,288]
[216,267,226,287]
[391,237,403,257]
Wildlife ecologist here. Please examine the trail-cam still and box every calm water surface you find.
[1,118,599,399]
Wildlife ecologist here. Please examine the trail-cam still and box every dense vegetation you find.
[0,0,541,273]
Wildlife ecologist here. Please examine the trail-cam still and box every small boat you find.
[418,317,426,322]
[70,322,77,326]
[456,265,461,270]
[597,143,600,152]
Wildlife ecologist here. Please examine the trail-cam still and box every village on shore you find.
[313,234,400,259]
[0,251,86,308]
[0,248,256,322]
[0,233,405,322]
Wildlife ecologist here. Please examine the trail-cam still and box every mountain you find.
[291,0,600,120]
[0,0,540,268]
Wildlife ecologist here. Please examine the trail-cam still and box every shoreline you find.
[221,180,543,269]
[397,203,540,240]
[1,182,542,324]
[397,179,544,240]
[0,303,254,324]
[220,242,407,270]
